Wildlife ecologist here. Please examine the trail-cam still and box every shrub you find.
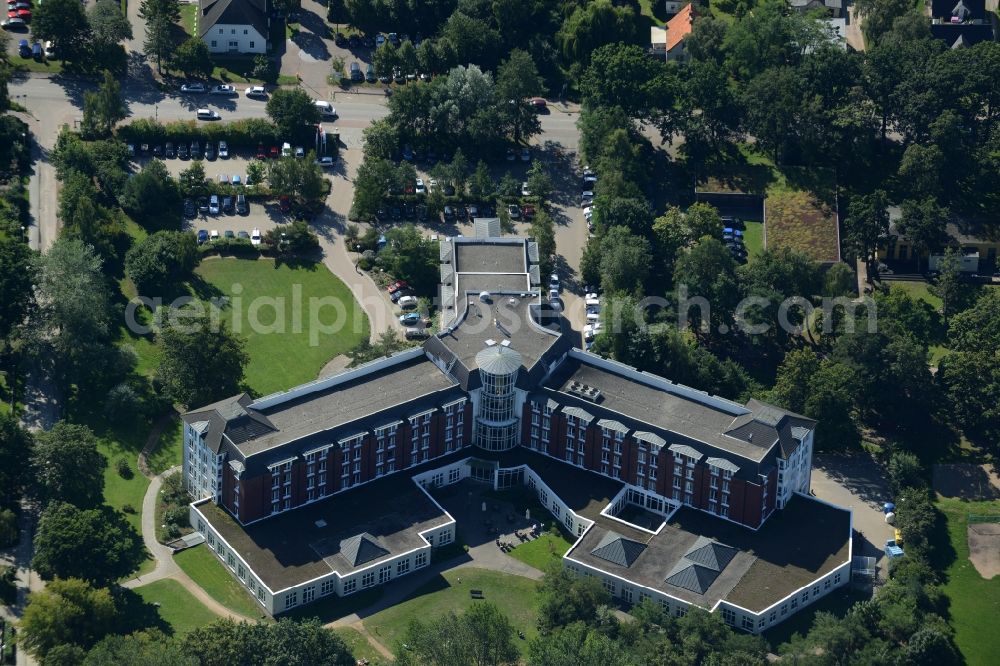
[116,118,292,152]
[163,523,181,540]
[357,257,373,271]
[0,566,16,605]
[121,504,136,514]
[105,381,144,423]
[164,506,190,528]
[116,458,133,480]
[0,509,18,548]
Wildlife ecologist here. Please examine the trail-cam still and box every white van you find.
[397,295,419,310]
[314,100,336,117]
[196,108,220,120]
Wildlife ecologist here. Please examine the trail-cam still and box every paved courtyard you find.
[811,453,895,580]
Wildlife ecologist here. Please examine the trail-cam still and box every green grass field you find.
[195,258,369,395]
[179,3,196,37]
[10,56,64,75]
[937,498,1000,665]
[891,281,943,310]
[147,415,183,475]
[332,627,389,665]
[508,531,574,571]
[174,545,268,620]
[134,579,221,636]
[743,220,764,260]
[98,436,150,532]
[362,568,540,658]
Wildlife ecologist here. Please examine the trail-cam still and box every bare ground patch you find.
[933,463,1000,500]
[968,522,1000,579]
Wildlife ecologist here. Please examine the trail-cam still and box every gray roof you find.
[669,443,704,460]
[562,406,595,423]
[705,457,740,474]
[597,419,630,434]
[665,563,720,594]
[724,399,815,459]
[199,0,268,37]
[634,431,666,448]
[684,537,738,570]
[590,531,647,568]
[475,345,523,376]
[339,532,390,567]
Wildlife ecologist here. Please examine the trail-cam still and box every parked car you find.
[244,85,267,98]
[269,145,280,158]
[7,9,31,21]
[237,230,250,241]
[387,280,409,294]
[205,143,216,160]
[314,100,335,117]
[31,41,41,59]
[210,229,220,241]
[219,142,231,159]
[399,312,422,326]
[507,204,521,220]
[281,142,292,157]
[217,173,228,184]
[521,181,530,197]
[415,178,425,194]
[529,97,547,111]
[231,174,241,186]
[390,288,413,303]
[210,84,236,96]
[506,148,516,161]
[520,147,530,162]
[177,143,189,159]
[183,199,196,218]
[190,141,202,159]
[43,40,54,58]
[165,142,175,158]
[196,229,208,244]
[250,228,262,246]
[1,17,28,30]
[256,143,266,159]
[404,327,428,340]
[315,156,334,168]
[196,108,220,120]
[236,194,248,215]
[278,195,291,213]
[208,195,220,215]
[397,295,419,310]
[152,144,163,157]
[366,63,376,83]
[350,61,363,82]
[17,38,28,57]
[224,229,235,239]
[180,82,206,93]
[197,197,209,214]
[294,146,305,158]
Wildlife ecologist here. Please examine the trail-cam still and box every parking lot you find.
[811,454,896,580]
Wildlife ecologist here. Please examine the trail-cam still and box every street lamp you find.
[155,104,158,122]
[20,226,26,243]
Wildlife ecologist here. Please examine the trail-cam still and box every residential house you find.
[199,0,270,55]
[929,0,995,49]
[882,211,1000,274]
[651,4,695,62]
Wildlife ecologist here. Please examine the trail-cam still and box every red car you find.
[256,143,266,159]
[278,195,291,213]
[387,280,409,294]
[522,204,536,219]
[269,145,280,158]
[8,8,30,18]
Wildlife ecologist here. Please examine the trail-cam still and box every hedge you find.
[117,118,284,151]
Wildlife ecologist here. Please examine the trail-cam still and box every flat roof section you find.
[196,467,453,591]
[435,296,562,374]
[241,355,458,456]
[453,242,527,275]
[545,359,770,462]
[568,495,850,612]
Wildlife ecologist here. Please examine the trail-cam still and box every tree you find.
[85,630,197,666]
[380,225,440,296]
[939,351,1000,446]
[178,160,207,197]
[888,450,924,493]
[537,563,611,632]
[931,248,972,325]
[530,209,556,277]
[266,88,321,138]
[30,0,91,64]
[741,66,801,164]
[170,37,213,78]
[766,348,820,415]
[397,602,518,666]
[897,197,949,271]
[183,618,353,666]
[556,0,641,67]
[263,220,320,255]
[469,160,494,200]
[82,70,127,139]
[596,226,651,296]
[33,502,145,585]
[580,43,675,124]
[0,412,33,510]
[855,0,913,44]
[673,237,739,335]
[156,319,249,408]
[138,0,179,73]
[121,159,182,229]
[125,231,200,294]
[351,157,395,219]
[30,422,106,508]
[89,0,132,45]
[842,190,890,271]
[18,578,118,660]
[266,155,326,205]
[496,49,544,142]
[593,197,650,236]
[373,41,399,78]
[0,235,37,349]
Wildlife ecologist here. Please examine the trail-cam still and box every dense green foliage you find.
[156,319,249,408]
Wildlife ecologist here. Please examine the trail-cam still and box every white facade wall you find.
[183,422,222,501]
[776,431,814,508]
[204,24,266,54]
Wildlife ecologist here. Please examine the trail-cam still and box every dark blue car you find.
[197,229,209,244]
[18,39,30,58]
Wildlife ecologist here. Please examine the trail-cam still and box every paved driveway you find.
[811,453,895,579]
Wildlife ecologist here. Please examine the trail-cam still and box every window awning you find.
[668,443,703,461]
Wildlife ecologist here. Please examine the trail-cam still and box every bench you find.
[470,589,484,599]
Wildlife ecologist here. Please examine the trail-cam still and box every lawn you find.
[743,220,764,259]
[362,568,541,658]
[332,627,389,666]
[890,281,943,310]
[134,579,221,636]
[508,531,574,571]
[195,258,369,395]
[10,56,64,75]
[179,3,196,37]
[936,497,1000,665]
[284,586,383,623]
[174,545,269,620]
[98,433,151,532]
[147,414,183,475]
